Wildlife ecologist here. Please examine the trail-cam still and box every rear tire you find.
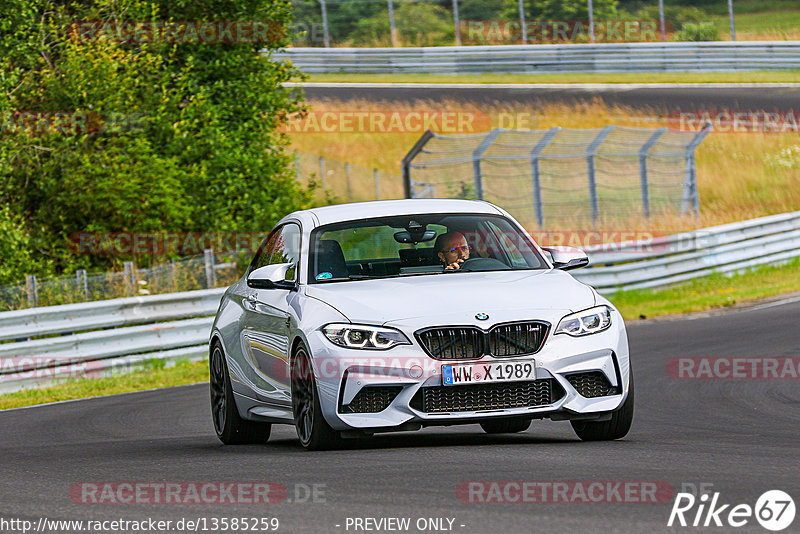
[571,369,634,441]
[210,342,271,445]
[480,418,531,434]
[291,345,342,451]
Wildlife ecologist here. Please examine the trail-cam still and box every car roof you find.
[294,199,505,227]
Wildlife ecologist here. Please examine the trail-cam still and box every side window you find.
[268,224,301,281]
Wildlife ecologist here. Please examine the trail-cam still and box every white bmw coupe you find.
[209,199,633,450]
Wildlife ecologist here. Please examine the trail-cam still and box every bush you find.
[503,0,619,22]
[635,4,709,30]
[0,207,36,285]
[350,3,455,47]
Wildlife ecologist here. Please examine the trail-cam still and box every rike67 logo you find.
[668,489,796,531]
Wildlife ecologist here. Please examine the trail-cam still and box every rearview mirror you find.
[247,263,296,289]
[394,230,437,244]
[542,246,589,271]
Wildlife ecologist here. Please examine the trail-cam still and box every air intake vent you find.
[416,321,549,360]
[340,386,403,413]
[566,372,620,398]
[410,379,564,413]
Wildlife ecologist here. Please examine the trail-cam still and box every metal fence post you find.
[683,124,712,214]
[345,162,353,201]
[169,260,176,292]
[374,169,380,200]
[76,269,88,301]
[319,156,326,190]
[294,150,300,181]
[529,128,560,228]
[402,130,435,198]
[586,126,615,226]
[639,128,667,219]
[123,262,135,294]
[387,0,398,47]
[472,128,503,201]
[204,249,216,289]
[452,0,461,45]
[319,0,330,47]
[25,275,38,308]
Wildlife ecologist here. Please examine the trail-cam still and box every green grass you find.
[0,359,208,410]
[610,258,800,320]
[700,0,800,16]
[710,9,800,39]
[303,71,800,85]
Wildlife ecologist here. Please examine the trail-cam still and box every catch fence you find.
[403,126,710,229]
[0,250,241,312]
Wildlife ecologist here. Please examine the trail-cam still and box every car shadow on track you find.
[261,431,589,452]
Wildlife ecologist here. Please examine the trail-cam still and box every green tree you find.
[0,0,311,281]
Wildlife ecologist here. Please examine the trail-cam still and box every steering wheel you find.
[458,257,511,271]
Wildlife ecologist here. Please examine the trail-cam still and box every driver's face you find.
[439,235,470,265]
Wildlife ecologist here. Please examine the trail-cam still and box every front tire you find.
[571,369,634,441]
[210,342,271,445]
[480,418,531,434]
[291,345,342,451]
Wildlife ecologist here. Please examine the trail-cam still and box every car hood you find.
[304,269,595,325]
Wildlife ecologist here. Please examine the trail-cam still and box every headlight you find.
[321,323,411,350]
[555,306,612,337]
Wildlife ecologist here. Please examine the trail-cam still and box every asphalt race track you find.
[297,83,800,114]
[1,298,799,534]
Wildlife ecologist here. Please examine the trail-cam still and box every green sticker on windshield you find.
[316,272,333,280]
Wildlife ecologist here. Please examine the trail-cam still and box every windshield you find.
[308,213,547,283]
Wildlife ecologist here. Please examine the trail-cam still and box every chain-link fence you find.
[0,250,242,312]
[403,126,710,229]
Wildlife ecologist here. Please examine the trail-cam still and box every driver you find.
[435,231,470,270]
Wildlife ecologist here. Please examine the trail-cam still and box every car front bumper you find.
[308,309,631,432]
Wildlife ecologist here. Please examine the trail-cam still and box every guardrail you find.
[2,210,799,394]
[0,289,224,393]
[572,211,800,292]
[277,42,800,73]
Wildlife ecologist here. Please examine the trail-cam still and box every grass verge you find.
[610,258,800,320]
[0,359,208,411]
[303,72,800,85]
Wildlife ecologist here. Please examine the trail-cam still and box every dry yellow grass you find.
[288,98,800,235]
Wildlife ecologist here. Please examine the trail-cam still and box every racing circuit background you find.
[2,1,800,533]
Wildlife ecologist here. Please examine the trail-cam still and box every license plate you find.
[442,360,536,386]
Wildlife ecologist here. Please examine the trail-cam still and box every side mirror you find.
[247,263,296,289]
[542,246,589,271]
